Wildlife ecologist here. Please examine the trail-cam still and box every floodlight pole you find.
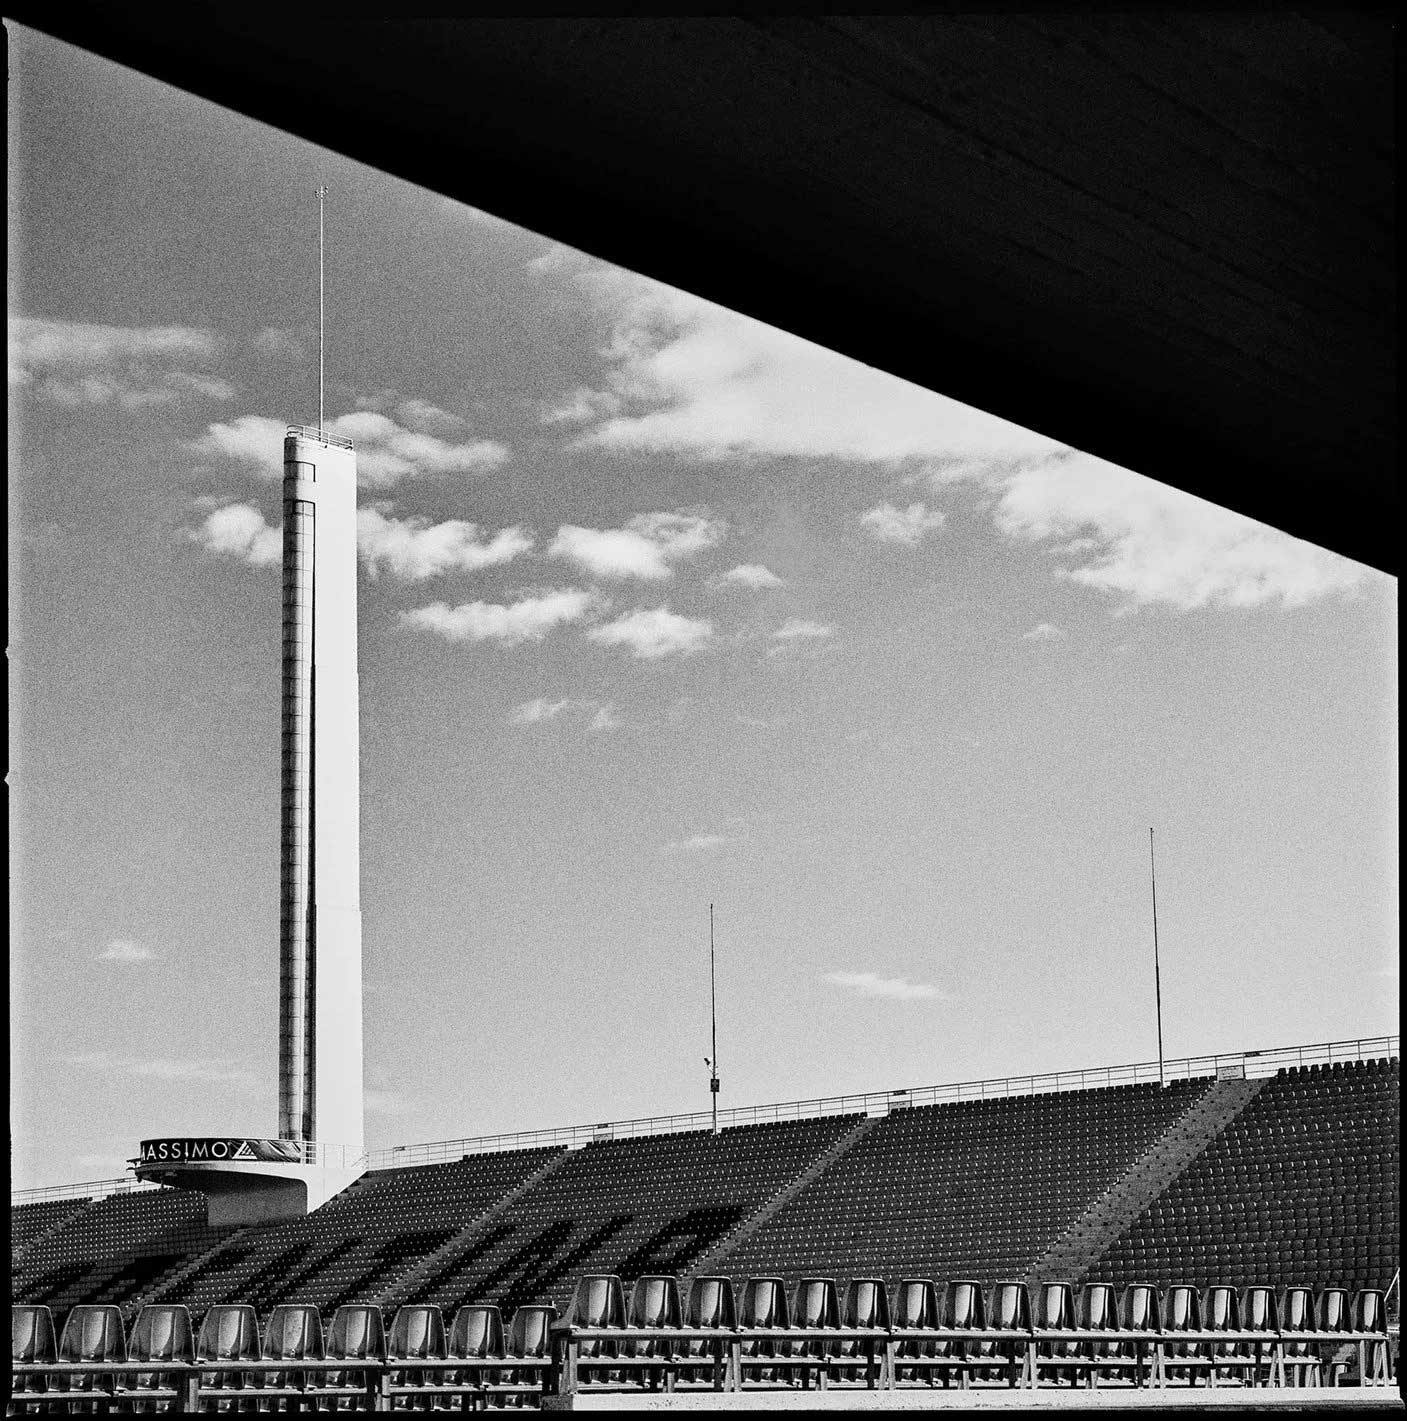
[709,903,720,1134]
[1150,827,1166,1089]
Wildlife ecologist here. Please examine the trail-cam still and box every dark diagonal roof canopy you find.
[17,12,1396,572]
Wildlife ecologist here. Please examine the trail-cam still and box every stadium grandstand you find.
[11,1035,1399,1407]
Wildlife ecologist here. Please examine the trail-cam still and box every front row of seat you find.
[556,1274,1392,1388]
[11,1300,556,1407]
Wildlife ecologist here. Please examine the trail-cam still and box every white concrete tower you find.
[278,425,364,1156]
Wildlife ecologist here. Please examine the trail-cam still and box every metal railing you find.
[11,1177,164,1206]
[12,1034,1397,1200]
[363,1034,1398,1172]
[286,423,355,450]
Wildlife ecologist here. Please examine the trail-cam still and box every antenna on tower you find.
[317,185,327,440]
[706,903,721,1134]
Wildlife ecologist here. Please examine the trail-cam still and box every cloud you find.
[249,327,306,362]
[510,697,621,730]
[190,501,282,567]
[590,704,621,732]
[586,607,714,659]
[720,563,785,589]
[664,833,729,852]
[328,410,509,488]
[538,262,1059,467]
[990,452,1371,612]
[541,387,623,425]
[9,316,232,409]
[772,618,834,641]
[861,500,947,545]
[187,415,290,475]
[824,971,943,1001]
[539,260,1367,614]
[187,408,510,488]
[1021,622,1065,641]
[97,938,155,964]
[357,507,532,580]
[402,589,595,646]
[511,697,579,724]
[61,1051,257,1085]
[549,511,724,580]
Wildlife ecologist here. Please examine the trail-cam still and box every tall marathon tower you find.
[134,192,364,1222]
[278,424,364,1155]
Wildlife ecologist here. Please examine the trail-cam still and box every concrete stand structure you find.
[136,425,365,1223]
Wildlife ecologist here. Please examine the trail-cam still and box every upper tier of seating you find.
[1092,1058,1399,1293]
[414,1114,860,1316]
[162,1146,566,1316]
[11,1188,233,1319]
[12,1058,1399,1320]
[716,1077,1211,1285]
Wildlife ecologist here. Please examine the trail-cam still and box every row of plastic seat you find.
[553,1273,1389,1347]
[11,1298,557,1391]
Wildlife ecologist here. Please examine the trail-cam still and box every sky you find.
[7,23,1398,1190]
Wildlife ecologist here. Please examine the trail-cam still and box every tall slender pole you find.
[709,903,720,1134]
[318,185,326,438]
[1150,827,1165,1088]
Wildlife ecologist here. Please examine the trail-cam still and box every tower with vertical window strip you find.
[278,426,363,1155]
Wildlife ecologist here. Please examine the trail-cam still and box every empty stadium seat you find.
[1078,1283,1121,1368]
[790,1277,840,1372]
[502,1303,556,1399]
[1035,1281,1078,1375]
[197,1304,261,1406]
[12,1303,57,1405]
[738,1277,791,1381]
[128,1303,195,1409]
[262,1302,324,1396]
[325,1301,385,1403]
[624,1274,682,1385]
[893,1279,941,1384]
[564,1273,626,1383]
[679,1275,735,1384]
[836,1278,889,1382]
[57,1304,126,1399]
[448,1304,504,1390]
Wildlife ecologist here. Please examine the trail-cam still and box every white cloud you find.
[861,501,947,546]
[9,316,231,409]
[720,563,785,589]
[824,971,943,1001]
[541,387,622,425]
[402,589,595,646]
[549,511,724,580]
[357,507,532,580]
[590,704,621,732]
[539,260,1367,615]
[511,697,579,724]
[190,501,282,567]
[328,410,509,488]
[586,607,714,659]
[187,415,290,475]
[664,833,729,853]
[772,618,834,641]
[539,263,1058,467]
[97,938,155,964]
[1021,622,1065,641]
[991,452,1370,612]
[187,408,510,488]
[510,697,621,731]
